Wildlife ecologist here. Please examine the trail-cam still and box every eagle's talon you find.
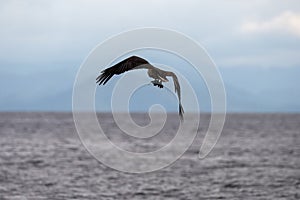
[151,80,163,88]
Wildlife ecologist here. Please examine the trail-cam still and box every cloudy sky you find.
[0,0,299,112]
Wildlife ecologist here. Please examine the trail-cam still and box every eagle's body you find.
[96,56,184,120]
[148,67,169,83]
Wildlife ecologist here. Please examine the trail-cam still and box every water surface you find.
[0,113,299,199]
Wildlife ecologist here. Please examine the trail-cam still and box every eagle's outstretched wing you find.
[96,56,150,85]
[166,71,185,120]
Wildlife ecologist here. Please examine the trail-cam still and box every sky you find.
[0,0,300,112]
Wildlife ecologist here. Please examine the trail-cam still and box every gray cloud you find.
[1,0,299,69]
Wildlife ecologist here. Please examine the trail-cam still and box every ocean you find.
[0,113,299,199]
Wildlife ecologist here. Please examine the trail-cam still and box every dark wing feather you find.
[96,56,150,85]
[166,71,185,120]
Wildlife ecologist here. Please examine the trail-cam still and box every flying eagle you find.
[96,56,184,120]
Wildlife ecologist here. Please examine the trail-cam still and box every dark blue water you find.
[0,113,299,199]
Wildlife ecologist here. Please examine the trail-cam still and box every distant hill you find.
[1,65,299,112]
